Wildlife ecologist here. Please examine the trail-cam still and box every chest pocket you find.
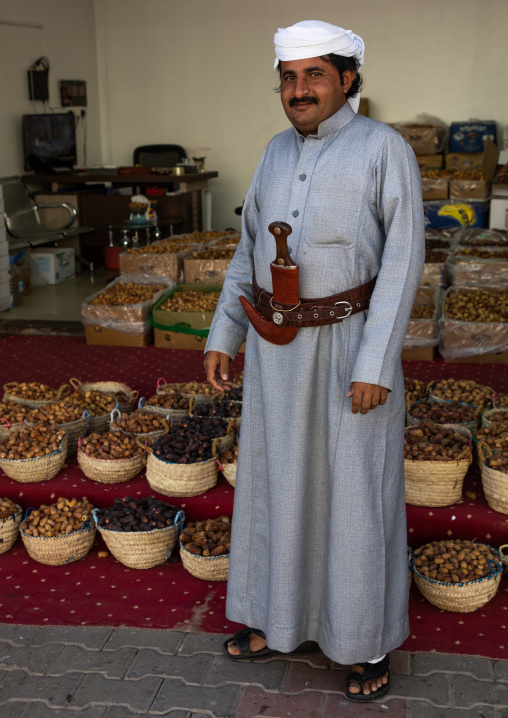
[303,188,358,249]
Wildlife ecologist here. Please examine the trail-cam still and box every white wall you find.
[0,0,102,176]
[95,0,508,231]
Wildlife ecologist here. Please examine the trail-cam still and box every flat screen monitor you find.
[22,112,77,172]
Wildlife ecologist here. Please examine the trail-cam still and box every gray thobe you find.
[205,102,425,664]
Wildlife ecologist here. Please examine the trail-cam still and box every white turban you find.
[274,20,364,113]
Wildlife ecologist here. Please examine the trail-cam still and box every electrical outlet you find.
[60,80,87,107]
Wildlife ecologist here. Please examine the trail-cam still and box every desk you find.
[23,171,218,265]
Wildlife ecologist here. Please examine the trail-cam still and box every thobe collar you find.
[294,101,356,142]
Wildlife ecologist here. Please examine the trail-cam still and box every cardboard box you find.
[30,247,75,284]
[152,284,222,331]
[391,123,447,155]
[154,327,245,353]
[447,249,508,286]
[417,154,444,171]
[401,347,436,361]
[85,324,153,347]
[489,198,508,230]
[449,121,496,153]
[423,199,488,230]
[449,179,490,199]
[421,176,449,201]
[183,257,232,285]
[82,276,171,326]
[445,153,484,171]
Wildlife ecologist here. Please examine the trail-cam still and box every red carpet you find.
[0,334,507,659]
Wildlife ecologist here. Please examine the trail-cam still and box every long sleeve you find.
[350,133,425,390]
[204,154,265,359]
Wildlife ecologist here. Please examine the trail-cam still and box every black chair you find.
[133,144,186,168]
[0,175,94,252]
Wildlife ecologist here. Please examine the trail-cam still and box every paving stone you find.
[106,709,190,718]
[236,685,323,718]
[287,651,332,669]
[0,702,28,717]
[178,632,227,655]
[72,674,162,711]
[494,661,508,683]
[105,628,185,654]
[283,660,347,693]
[0,624,41,646]
[412,653,494,680]
[127,649,210,683]
[47,645,137,678]
[203,654,287,691]
[20,705,108,717]
[0,670,84,706]
[151,678,241,716]
[32,626,113,650]
[0,644,63,675]
[392,651,411,676]
[409,703,496,718]
[324,695,408,716]
[390,673,450,706]
[453,674,508,708]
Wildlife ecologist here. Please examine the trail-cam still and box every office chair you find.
[133,144,186,168]
[0,175,94,252]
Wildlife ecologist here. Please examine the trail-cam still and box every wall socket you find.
[60,80,87,107]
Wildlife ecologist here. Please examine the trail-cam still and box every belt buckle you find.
[333,300,353,320]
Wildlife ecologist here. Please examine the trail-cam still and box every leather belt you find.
[252,274,377,328]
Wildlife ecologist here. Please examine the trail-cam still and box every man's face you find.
[279,56,353,136]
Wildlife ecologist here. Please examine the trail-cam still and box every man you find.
[204,20,425,702]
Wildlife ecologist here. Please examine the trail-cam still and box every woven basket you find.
[213,437,237,487]
[143,437,218,497]
[481,408,508,430]
[20,520,96,565]
[0,433,68,483]
[406,399,479,433]
[110,408,169,440]
[77,442,146,484]
[180,542,229,581]
[3,383,71,408]
[413,545,503,612]
[93,508,184,569]
[25,410,89,457]
[156,378,213,404]
[404,426,472,507]
[499,544,508,569]
[0,506,22,554]
[479,443,508,514]
[70,378,138,413]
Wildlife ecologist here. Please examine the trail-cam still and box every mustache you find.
[289,96,318,107]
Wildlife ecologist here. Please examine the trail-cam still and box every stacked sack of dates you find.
[93,496,184,569]
[404,419,472,507]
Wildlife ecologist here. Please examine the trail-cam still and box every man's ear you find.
[341,68,355,94]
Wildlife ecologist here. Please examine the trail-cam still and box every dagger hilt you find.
[269,221,295,267]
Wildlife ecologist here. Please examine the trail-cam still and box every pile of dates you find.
[410,305,434,319]
[0,401,32,424]
[89,282,165,306]
[195,398,241,420]
[404,420,470,461]
[224,385,243,402]
[20,497,93,537]
[413,540,499,583]
[425,249,449,264]
[111,409,166,436]
[444,289,508,324]
[26,400,87,425]
[180,516,231,556]
[0,498,20,519]
[79,431,143,460]
[457,248,508,259]
[495,393,508,409]
[431,379,493,409]
[152,416,229,464]
[189,247,236,260]
[158,380,215,399]
[220,445,238,465]
[160,290,221,313]
[95,496,180,532]
[145,394,191,411]
[409,399,476,425]
[4,381,67,404]
[404,378,428,402]
[67,390,116,417]
[475,425,508,452]
[485,453,508,474]
[0,423,66,460]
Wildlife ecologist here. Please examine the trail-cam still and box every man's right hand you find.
[204,351,233,392]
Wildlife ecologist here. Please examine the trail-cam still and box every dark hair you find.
[274,54,363,98]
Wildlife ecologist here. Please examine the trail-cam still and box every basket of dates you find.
[77,431,146,483]
[179,515,231,581]
[0,497,23,554]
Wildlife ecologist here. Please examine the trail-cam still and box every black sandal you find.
[345,655,390,702]
[222,627,319,662]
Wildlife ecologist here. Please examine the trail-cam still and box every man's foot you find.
[222,627,320,662]
[345,656,390,702]
[226,631,266,655]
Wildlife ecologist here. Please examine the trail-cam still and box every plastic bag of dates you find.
[404,420,472,507]
[93,496,185,569]
[3,381,71,408]
[412,539,503,612]
[77,431,146,483]
[0,497,22,554]
[478,442,508,514]
[0,423,68,483]
[179,516,231,581]
[407,398,478,432]
[19,497,96,565]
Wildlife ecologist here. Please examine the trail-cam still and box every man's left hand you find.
[347,382,388,414]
